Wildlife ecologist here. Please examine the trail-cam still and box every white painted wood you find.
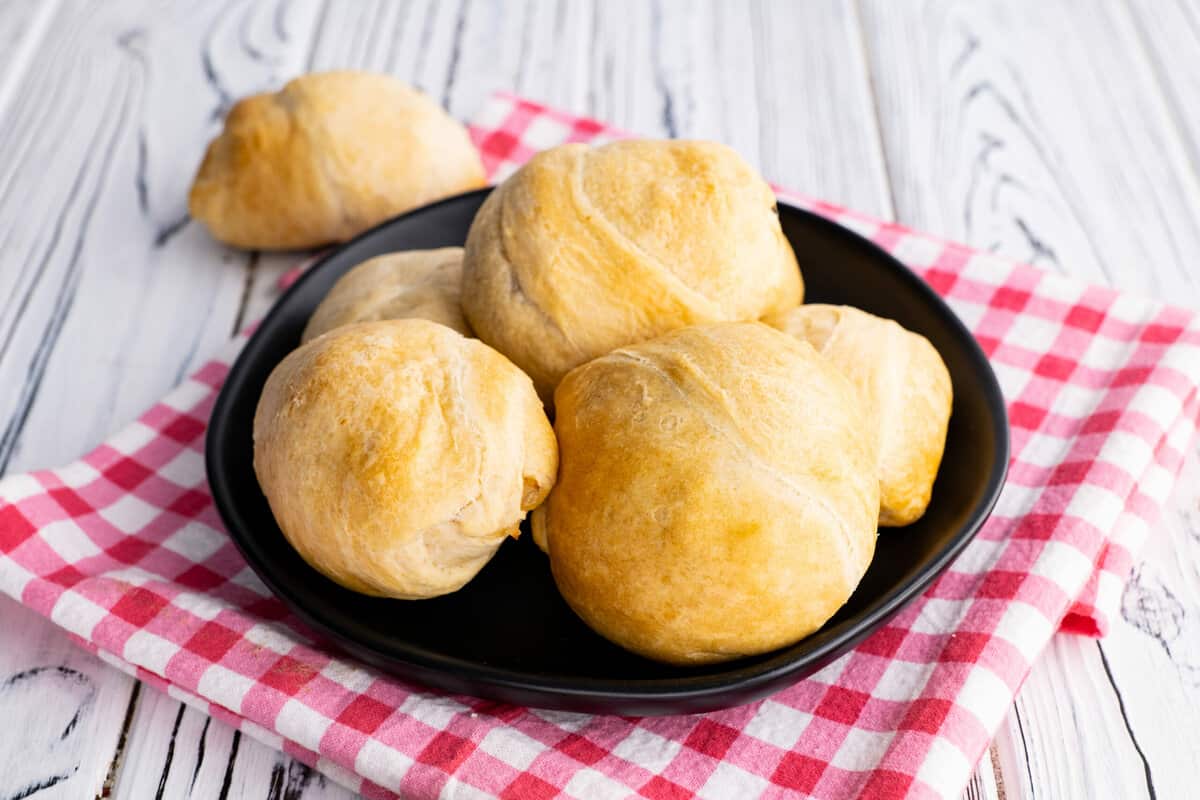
[225,748,354,800]
[857,1,1200,797]
[302,0,893,215]
[0,0,323,474]
[1073,443,1200,800]
[0,594,136,800]
[858,0,1200,300]
[0,6,146,800]
[1124,0,1200,186]
[0,0,58,125]
[961,747,1003,800]
[112,683,353,800]
[994,637,1157,800]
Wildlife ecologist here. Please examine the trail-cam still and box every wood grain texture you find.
[304,0,892,215]
[858,1,1200,798]
[0,0,56,124]
[858,0,1200,298]
[0,0,323,475]
[0,594,136,800]
[0,8,146,800]
[1125,0,1200,185]
[112,685,352,800]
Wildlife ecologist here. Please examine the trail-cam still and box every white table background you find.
[1,1,1199,798]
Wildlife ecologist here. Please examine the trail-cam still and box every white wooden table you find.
[2,1,1199,798]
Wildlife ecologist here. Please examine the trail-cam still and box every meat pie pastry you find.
[302,248,469,342]
[764,304,952,526]
[533,322,878,664]
[461,140,803,401]
[253,319,557,599]
[190,71,485,249]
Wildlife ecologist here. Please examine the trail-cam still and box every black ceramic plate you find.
[207,190,1009,716]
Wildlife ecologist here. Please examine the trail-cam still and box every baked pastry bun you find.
[533,322,878,664]
[302,248,469,342]
[253,319,557,599]
[461,140,803,402]
[764,304,952,526]
[190,71,485,250]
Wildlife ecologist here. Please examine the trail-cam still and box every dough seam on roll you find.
[606,348,864,581]
[495,189,585,356]
[462,141,802,401]
[447,345,492,538]
[570,153,724,320]
[446,343,531,544]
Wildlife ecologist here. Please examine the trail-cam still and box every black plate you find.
[206,190,1009,715]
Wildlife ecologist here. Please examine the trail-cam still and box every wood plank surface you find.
[859,0,1200,299]
[0,593,137,800]
[1,0,1198,798]
[0,6,150,799]
[111,683,352,800]
[0,0,56,123]
[1126,0,1200,183]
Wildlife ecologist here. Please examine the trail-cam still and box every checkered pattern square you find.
[2,93,1200,800]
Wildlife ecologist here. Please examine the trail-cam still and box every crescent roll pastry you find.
[302,248,470,342]
[253,319,557,599]
[764,304,953,527]
[534,322,878,665]
[190,71,485,250]
[461,140,803,402]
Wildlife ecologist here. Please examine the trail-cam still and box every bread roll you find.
[764,304,952,526]
[533,322,878,665]
[462,140,803,402]
[190,71,485,250]
[302,248,469,342]
[253,319,557,599]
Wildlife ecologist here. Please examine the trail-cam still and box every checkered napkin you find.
[3,93,1200,800]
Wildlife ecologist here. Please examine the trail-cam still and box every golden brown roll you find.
[190,71,485,250]
[302,248,469,342]
[764,304,952,526]
[253,319,557,599]
[533,322,878,665]
[461,140,803,402]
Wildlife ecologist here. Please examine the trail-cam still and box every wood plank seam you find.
[0,74,135,474]
[1096,642,1157,799]
[989,743,1007,800]
[848,0,899,222]
[0,0,63,128]
[98,682,142,800]
[1119,0,1200,191]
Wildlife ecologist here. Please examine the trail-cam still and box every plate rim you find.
[205,189,1011,712]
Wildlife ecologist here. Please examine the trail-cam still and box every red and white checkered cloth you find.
[3,93,1200,800]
